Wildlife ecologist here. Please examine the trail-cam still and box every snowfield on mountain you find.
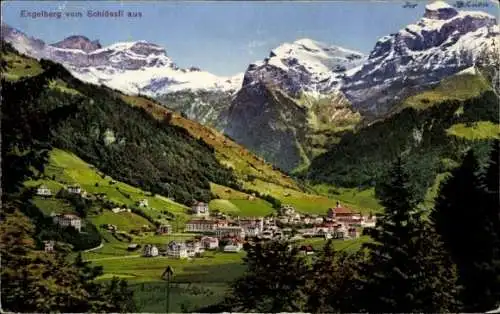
[342,0,499,116]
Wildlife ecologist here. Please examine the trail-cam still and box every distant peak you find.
[425,0,454,11]
[51,35,101,52]
[293,38,320,46]
[424,1,458,20]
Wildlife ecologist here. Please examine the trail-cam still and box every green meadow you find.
[89,236,369,312]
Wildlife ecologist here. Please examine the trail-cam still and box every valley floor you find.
[85,237,369,312]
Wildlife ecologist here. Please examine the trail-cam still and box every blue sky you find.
[1,1,498,75]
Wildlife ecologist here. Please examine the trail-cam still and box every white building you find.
[44,240,55,252]
[53,213,82,232]
[201,236,219,250]
[191,201,209,217]
[166,241,188,259]
[143,244,159,257]
[361,215,377,228]
[215,226,245,239]
[67,185,82,194]
[313,217,324,224]
[111,207,130,213]
[186,241,204,256]
[238,218,264,237]
[138,199,149,208]
[223,241,243,252]
[37,185,52,196]
[184,219,227,233]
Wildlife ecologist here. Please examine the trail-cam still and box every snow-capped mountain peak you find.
[342,1,499,116]
[1,25,243,96]
[51,35,102,53]
[243,38,365,96]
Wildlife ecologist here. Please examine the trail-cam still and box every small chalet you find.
[138,199,149,208]
[191,201,209,217]
[299,245,315,255]
[37,185,52,197]
[156,224,171,235]
[143,244,159,257]
[44,240,55,252]
[166,241,188,259]
[53,213,82,232]
[67,185,82,195]
[201,236,219,250]
[112,207,130,213]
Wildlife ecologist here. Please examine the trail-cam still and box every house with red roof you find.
[327,201,362,225]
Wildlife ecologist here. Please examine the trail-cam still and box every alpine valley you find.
[2,0,500,312]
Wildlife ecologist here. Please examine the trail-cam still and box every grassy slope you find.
[1,49,43,81]
[121,95,300,191]
[25,148,190,227]
[447,121,500,140]
[402,71,492,110]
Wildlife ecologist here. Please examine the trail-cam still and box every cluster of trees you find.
[205,140,499,313]
[307,90,499,200]
[0,203,136,312]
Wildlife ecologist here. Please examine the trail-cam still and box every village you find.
[36,183,376,258]
[135,200,376,258]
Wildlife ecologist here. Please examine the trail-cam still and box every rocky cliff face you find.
[342,1,499,117]
[225,39,364,171]
[51,35,102,53]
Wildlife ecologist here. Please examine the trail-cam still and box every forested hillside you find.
[2,43,239,205]
[306,76,499,200]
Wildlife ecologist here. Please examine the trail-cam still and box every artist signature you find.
[454,1,490,8]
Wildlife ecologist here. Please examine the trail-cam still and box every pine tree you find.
[432,144,500,312]
[305,240,365,313]
[360,157,460,313]
[224,240,309,312]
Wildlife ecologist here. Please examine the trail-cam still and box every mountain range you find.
[2,1,498,171]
